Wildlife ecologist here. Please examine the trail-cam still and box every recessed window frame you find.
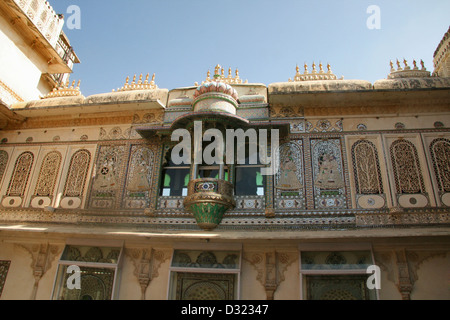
[167,243,242,300]
[51,239,124,300]
[298,243,379,300]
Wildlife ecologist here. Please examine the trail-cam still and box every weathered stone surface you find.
[268,79,373,94]
[374,77,450,90]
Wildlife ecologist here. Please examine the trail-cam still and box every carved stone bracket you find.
[15,243,62,300]
[244,251,297,300]
[126,248,171,300]
[376,249,448,300]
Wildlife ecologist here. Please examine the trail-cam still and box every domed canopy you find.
[193,81,239,101]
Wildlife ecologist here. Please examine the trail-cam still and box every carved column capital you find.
[126,247,171,300]
[15,242,62,300]
[244,250,297,300]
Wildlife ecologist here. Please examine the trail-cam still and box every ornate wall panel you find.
[430,138,450,192]
[60,149,91,209]
[6,152,34,197]
[351,140,383,195]
[0,151,8,184]
[390,139,425,194]
[34,151,62,197]
[390,139,428,208]
[88,145,126,209]
[30,151,62,208]
[351,140,386,209]
[311,139,347,209]
[275,140,305,210]
[122,145,154,209]
[429,138,450,206]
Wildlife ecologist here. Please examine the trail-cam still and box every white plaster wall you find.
[0,14,49,101]
[240,258,266,300]
[0,242,36,300]
[274,259,300,300]
[411,253,450,300]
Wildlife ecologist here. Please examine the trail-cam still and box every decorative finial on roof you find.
[42,78,82,99]
[403,58,410,70]
[114,73,158,92]
[420,59,426,70]
[388,58,430,79]
[198,65,248,85]
[289,62,340,82]
[214,64,221,78]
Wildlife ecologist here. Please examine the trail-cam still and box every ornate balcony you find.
[184,178,235,231]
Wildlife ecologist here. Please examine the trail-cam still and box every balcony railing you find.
[14,0,64,48]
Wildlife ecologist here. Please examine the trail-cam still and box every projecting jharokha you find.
[0,0,449,301]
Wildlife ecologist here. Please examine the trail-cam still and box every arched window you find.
[63,150,91,197]
[429,138,450,193]
[6,152,34,197]
[351,140,383,194]
[34,151,62,196]
[390,139,425,194]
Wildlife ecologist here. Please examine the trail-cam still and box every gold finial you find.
[43,77,82,99]
[290,61,338,81]
[214,64,221,76]
[200,65,246,84]
[420,59,426,70]
[116,73,158,91]
[413,60,418,70]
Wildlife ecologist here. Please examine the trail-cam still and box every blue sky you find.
[51,0,450,97]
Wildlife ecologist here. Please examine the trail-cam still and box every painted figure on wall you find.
[276,142,303,191]
[314,153,344,189]
[276,151,302,190]
[127,147,153,192]
[93,153,118,191]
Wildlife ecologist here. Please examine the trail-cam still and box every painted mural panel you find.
[275,140,305,210]
[122,145,154,209]
[89,145,126,209]
[311,139,346,209]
